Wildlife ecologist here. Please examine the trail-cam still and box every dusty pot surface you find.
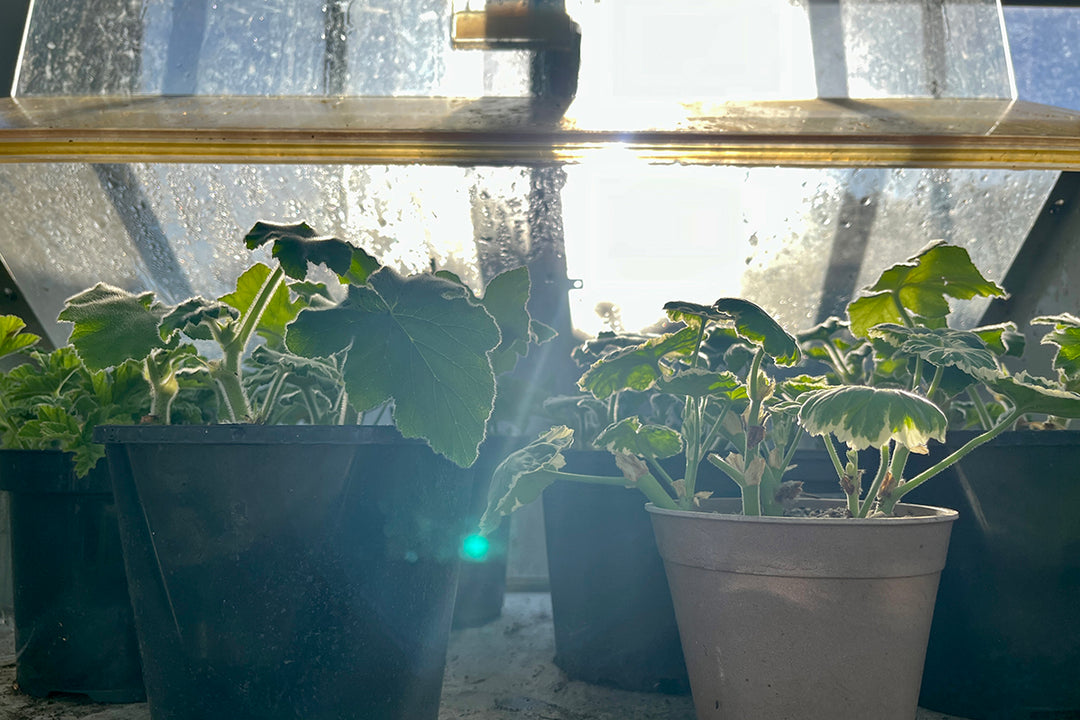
[647,497,957,720]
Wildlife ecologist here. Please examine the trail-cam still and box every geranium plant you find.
[798,241,1080,515]
[480,297,825,531]
[59,221,549,467]
[0,316,184,476]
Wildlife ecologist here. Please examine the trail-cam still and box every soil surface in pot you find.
[0,599,970,720]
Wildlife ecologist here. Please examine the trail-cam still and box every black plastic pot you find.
[451,436,523,629]
[96,424,476,720]
[903,430,1080,720]
[541,451,739,694]
[0,449,144,702]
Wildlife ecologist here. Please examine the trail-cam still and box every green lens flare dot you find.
[461,533,490,562]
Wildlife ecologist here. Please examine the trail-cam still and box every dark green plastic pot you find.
[541,450,739,694]
[451,436,522,630]
[904,430,1080,720]
[0,449,144,702]
[96,424,476,720]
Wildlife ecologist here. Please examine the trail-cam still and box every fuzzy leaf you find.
[59,284,171,370]
[286,267,500,467]
[160,297,239,341]
[712,298,800,366]
[0,316,40,360]
[479,426,575,534]
[798,385,948,450]
[578,326,700,400]
[243,221,360,281]
[848,242,1006,337]
[595,416,682,459]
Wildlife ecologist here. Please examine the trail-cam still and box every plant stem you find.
[143,351,178,424]
[888,444,911,491]
[880,406,1024,514]
[211,364,250,423]
[534,468,680,510]
[706,452,744,485]
[893,291,917,328]
[646,457,679,494]
[745,348,766,433]
[926,364,945,402]
[335,387,350,425]
[858,444,891,518]
[682,397,703,501]
[822,433,846,479]
[823,342,853,385]
[911,356,924,393]
[966,386,993,431]
[259,369,291,423]
[741,483,762,517]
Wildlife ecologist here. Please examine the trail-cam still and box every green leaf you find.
[847,241,1006,337]
[286,267,500,467]
[243,221,361,281]
[58,284,171,370]
[986,371,1080,417]
[847,293,907,340]
[594,416,683,459]
[868,324,1000,378]
[478,267,536,376]
[578,326,700,400]
[1032,313,1080,386]
[0,316,40,360]
[798,385,948,450]
[796,316,848,345]
[220,263,303,349]
[776,374,832,398]
[712,298,800,366]
[479,426,575,534]
[654,367,746,401]
[973,322,1026,358]
[531,319,558,346]
[663,300,718,328]
[160,297,239,341]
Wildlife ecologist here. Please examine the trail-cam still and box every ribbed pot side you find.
[647,498,957,720]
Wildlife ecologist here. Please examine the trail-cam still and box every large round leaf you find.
[58,284,170,370]
[286,267,500,467]
[847,241,1006,337]
[798,385,947,450]
[712,298,800,366]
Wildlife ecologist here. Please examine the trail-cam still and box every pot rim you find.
[645,497,958,525]
[93,423,416,446]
